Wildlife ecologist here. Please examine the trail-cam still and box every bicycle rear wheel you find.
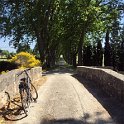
[20,89,30,115]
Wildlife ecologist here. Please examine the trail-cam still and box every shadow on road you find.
[72,74,124,124]
[0,97,27,121]
[40,114,114,124]
[40,118,84,124]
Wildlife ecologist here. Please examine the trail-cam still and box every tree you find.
[104,30,112,66]
[59,0,81,67]
[59,0,122,67]
[92,45,97,66]
[110,19,121,70]
[96,39,103,66]
[0,0,60,65]
[83,44,92,66]
[0,0,123,68]
[0,50,10,58]
[119,26,124,71]
[16,43,32,53]
[119,40,124,71]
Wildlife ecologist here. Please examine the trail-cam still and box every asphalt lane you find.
[15,72,115,124]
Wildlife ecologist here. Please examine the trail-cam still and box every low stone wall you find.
[0,67,42,108]
[77,66,124,103]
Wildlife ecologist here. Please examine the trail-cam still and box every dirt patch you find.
[0,76,47,124]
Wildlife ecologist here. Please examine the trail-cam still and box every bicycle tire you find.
[20,89,29,115]
[30,83,38,101]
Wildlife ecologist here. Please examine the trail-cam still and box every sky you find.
[0,37,35,53]
[0,37,16,52]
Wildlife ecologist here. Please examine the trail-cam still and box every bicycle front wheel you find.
[30,83,38,102]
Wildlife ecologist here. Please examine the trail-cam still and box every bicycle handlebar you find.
[16,68,31,77]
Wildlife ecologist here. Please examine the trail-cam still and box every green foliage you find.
[118,27,124,71]
[16,43,32,53]
[9,52,41,68]
[110,19,121,70]
[59,0,122,66]
[0,49,11,58]
[0,0,124,68]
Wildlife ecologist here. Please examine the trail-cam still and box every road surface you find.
[15,71,115,124]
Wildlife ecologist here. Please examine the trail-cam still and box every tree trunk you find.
[78,42,82,65]
[37,33,46,64]
[104,29,112,66]
[35,1,52,65]
[72,54,76,67]
[50,49,56,67]
[78,30,85,65]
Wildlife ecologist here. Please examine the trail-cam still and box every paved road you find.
[15,72,115,124]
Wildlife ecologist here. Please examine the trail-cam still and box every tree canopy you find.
[0,0,124,69]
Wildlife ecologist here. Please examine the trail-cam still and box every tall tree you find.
[92,45,97,66]
[96,39,103,66]
[104,30,112,66]
[0,0,60,65]
[111,19,121,70]
[119,40,124,71]
[83,44,92,66]
[0,0,123,68]
[59,0,81,67]
[77,0,122,65]
[119,26,124,71]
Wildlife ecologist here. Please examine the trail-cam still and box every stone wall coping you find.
[77,66,124,81]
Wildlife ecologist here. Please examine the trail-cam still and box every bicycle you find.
[17,68,38,115]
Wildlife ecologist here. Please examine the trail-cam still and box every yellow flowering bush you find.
[9,52,41,68]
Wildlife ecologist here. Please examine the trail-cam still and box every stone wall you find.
[77,66,124,103]
[0,67,42,108]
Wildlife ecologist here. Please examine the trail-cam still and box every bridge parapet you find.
[0,67,42,108]
[77,66,124,103]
